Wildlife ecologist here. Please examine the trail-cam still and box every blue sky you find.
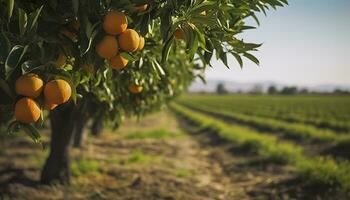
[205,0,350,86]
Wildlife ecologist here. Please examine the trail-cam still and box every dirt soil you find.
[0,111,324,200]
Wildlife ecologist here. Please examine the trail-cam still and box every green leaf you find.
[7,121,21,135]
[18,9,28,36]
[232,52,243,68]
[80,19,100,55]
[152,59,165,76]
[27,5,44,32]
[120,52,137,61]
[220,52,229,68]
[159,9,172,40]
[21,123,42,144]
[7,0,14,21]
[243,52,259,65]
[161,36,174,64]
[5,45,28,79]
[21,60,42,73]
[188,32,198,59]
[0,32,11,63]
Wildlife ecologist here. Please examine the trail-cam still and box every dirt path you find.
[0,111,306,200]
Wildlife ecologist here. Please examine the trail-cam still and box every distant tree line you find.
[214,83,350,95]
[266,86,350,95]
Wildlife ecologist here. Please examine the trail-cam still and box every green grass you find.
[27,150,48,167]
[125,149,160,164]
[125,129,179,139]
[175,168,193,178]
[170,103,350,192]
[71,158,101,176]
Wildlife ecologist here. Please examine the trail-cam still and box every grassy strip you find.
[125,129,179,139]
[170,103,350,192]
[177,100,350,143]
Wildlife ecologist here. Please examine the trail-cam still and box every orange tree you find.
[0,0,287,184]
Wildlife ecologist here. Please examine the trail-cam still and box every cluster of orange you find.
[96,10,145,70]
[14,73,72,123]
[95,9,148,94]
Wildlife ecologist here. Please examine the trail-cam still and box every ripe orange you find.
[43,100,58,111]
[118,29,140,52]
[109,54,129,70]
[56,53,66,68]
[96,35,119,59]
[138,36,145,50]
[44,79,72,105]
[132,4,148,13]
[15,73,43,98]
[14,98,41,123]
[129,84,143,94]
[103,11,128,35]
[174,28,185,40]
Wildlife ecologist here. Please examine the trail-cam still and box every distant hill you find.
[188,79,350,93]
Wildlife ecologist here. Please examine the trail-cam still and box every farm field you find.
[179,95,350,132]
[173,94,350,198]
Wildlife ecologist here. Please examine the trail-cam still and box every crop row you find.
[180,95,350,132]
[170,103,350,192]
[177,100,350,144]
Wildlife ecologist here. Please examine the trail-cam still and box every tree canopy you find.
[0,0,288,142]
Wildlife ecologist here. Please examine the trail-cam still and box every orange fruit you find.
[14,98,41,123]
[129,84,143,94]
[174,28,185,40]
[96,35,119,59]
[43,100,58,111]
[56,53,66,68]
[103,11,128,35]
[118,29,140,52]
[138,36,145,50]
[44,79,72,105]
[15,73,43,98]
[109,54,129,70]
[132,4,148,13]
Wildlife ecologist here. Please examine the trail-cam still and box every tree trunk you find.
[91,116,103,136]
[72,111,87,148]
[72,97,90,148]
[40,103,76,184]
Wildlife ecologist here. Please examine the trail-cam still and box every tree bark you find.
[91,116,103,136]
[72,111,87,148]
[40,102,76,184]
